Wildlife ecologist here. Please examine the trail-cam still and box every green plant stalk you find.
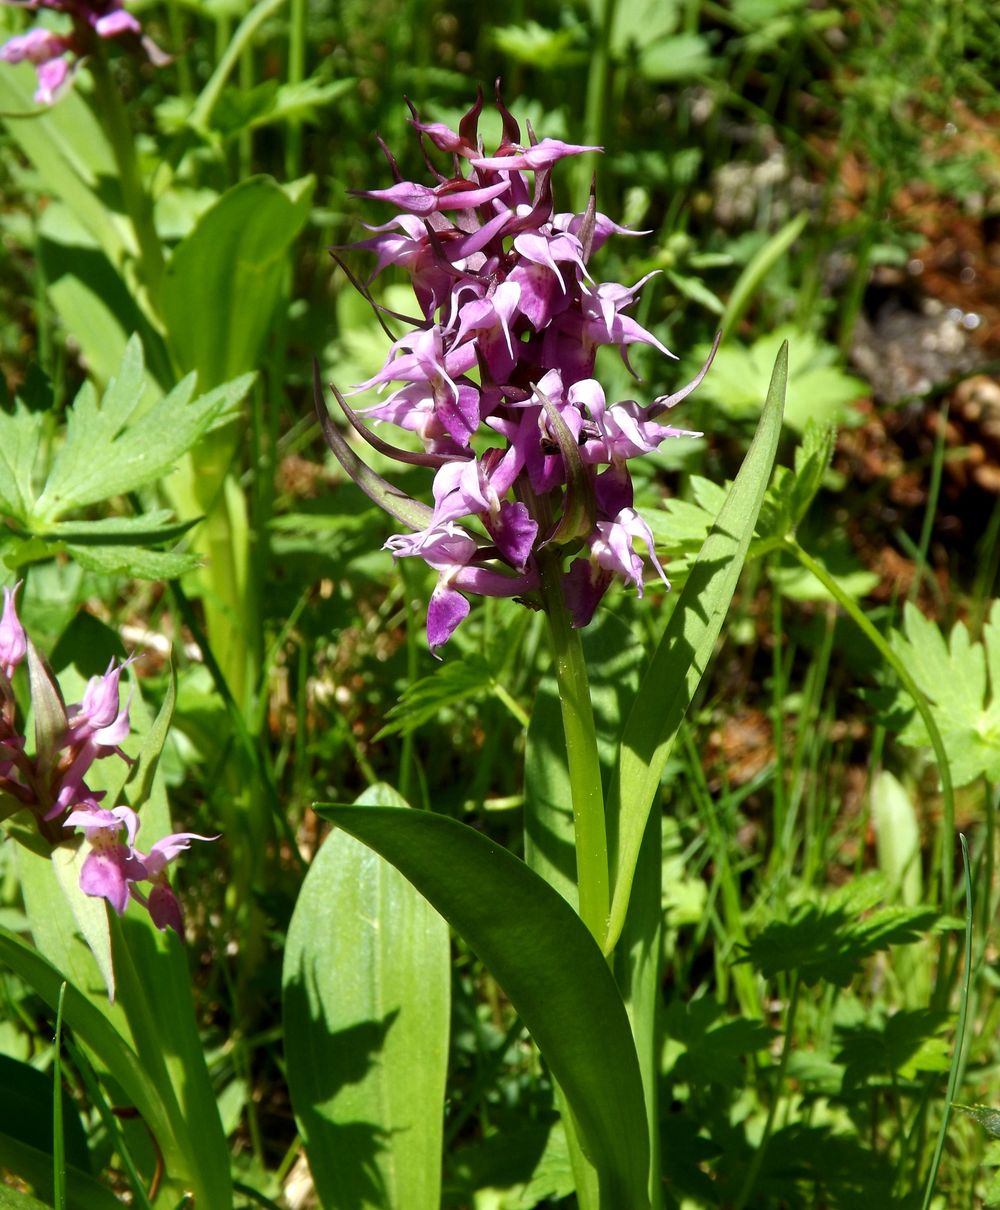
[786,538,956,905]
[576,0,619,209]
[87,50,165,312]
[733,972,802,1210]
[920,834,973,1210]
[190,0,289,133]
[52,980,67,1210]
[285,0,306,180]
[537,552,610,947]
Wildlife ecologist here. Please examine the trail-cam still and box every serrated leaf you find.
[375,654,496,739]
[49,510,196,545]
[0,399,44,523]
[888,599,1000,786]
[66,544,201,580]
[835,1009,950,1092]
[956,1103,1000,1139]
[741,892,939,987]
[33,354,255,519]
[693,325,865,433]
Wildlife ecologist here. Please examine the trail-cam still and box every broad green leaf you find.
[284,785,450,1210]
[606,343,786,951]
[317,804,651,1209]
[0,399,44,523]
[887,600,1000,786]
[36,211,171,394]
[163,175,314,387]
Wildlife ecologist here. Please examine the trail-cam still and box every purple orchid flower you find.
[0,0,166,103]
[0,583,26,681]
[317,86,717,650]
[0,588,209,940]
[64,805,216,936]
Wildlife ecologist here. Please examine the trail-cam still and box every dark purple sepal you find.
[427,583,470,653]
[562,558,612,629]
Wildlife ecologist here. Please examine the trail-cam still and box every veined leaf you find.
[740,878,940,987]
[316,804,651,1209]
[886,599,1000,786]
[34,344,254,519]
[284,786,450,1210]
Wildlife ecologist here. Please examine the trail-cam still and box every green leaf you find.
[163,175,314,387]
[0,928,179,1171]
[741,878,940,987]
[955,1103,1000,1139]
[283,786,450,1210]
[0,1132,120,1210]
[33,343,254,520]
[887,599,1000,786]
[662,998,776,1086]
[0,398,44,524]
[694,325,864,432]
[835,1009,950,1091]
[0,1053,90,1173]
[65,543,201,580]
[375,655,496,739]
[316,804,651,1209]
[491,21,588,69]
[639,35,713,81]
[0,65,128,271]
[606,343,786,951]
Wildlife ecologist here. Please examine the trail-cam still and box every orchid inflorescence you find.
[0,0,165,104]
[317,85,717,652]
[0,584,211,937]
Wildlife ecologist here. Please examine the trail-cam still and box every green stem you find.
[537,552,610,947]
[733,973,801,1210]
[88,51,165,312]
[190,0,289,133]
[786,539,955,904]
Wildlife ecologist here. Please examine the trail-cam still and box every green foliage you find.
[316,804,652,1209]
[694,326,866,433]
[741,876,941,987]
[0,337,253,579]
[883,601,1000,786]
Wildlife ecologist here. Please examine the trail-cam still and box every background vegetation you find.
[1,0,1000,1205]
